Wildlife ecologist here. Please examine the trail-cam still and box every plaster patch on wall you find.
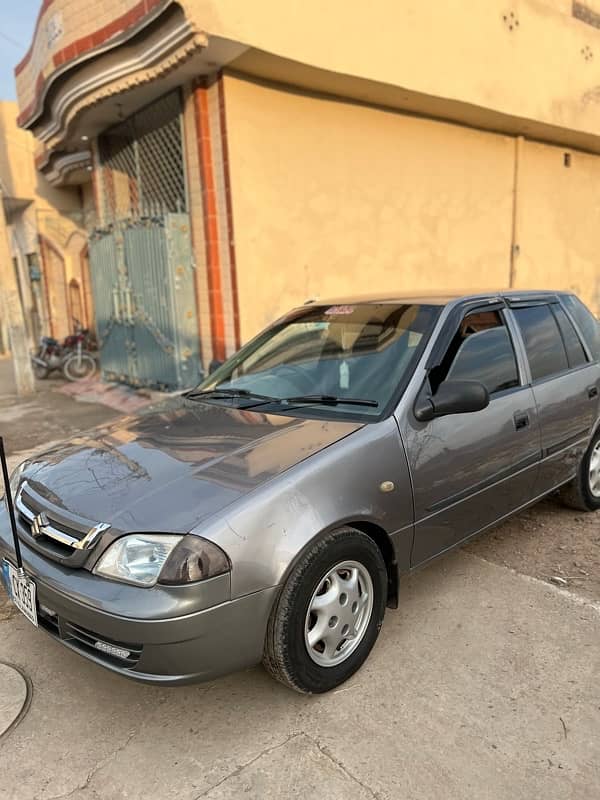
[581,85,600,104]
[573,1,600,29]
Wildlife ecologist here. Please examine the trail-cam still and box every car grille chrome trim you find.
[17,495,110,550]
[15,482,111,563]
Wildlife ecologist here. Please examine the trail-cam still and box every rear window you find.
[513,305,569,382]
[552,305,588,369]
[561,295,600,361]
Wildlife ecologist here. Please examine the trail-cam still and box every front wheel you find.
[558,428,600,511]
[263,527,387,693]
[62,352,97,381]
[32,359,49,380]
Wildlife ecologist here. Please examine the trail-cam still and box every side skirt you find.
[402,475,576,578]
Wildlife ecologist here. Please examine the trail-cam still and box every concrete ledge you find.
[0,663,30,738]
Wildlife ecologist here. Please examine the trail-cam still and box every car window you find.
[552,305,588,369]
[200,303,442,419]
[513,305,569,381]
[561,295,600,361]
[430,309,520,396]
[447,326,520,395]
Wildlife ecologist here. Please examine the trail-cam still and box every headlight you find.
[2,460,29,501]
[94,533,230,587]
[159,535,230,585]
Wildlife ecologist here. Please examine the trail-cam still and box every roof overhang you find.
[15,2,226,153]
[227,48,600,157]
[36,149,93,186]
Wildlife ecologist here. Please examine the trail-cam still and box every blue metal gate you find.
[88,214,201,390]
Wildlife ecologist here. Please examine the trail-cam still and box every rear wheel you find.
[558,428,600,511]
[263,527,387,693]
[62,353,96,381]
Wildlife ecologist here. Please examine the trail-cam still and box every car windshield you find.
[195,302,441,418]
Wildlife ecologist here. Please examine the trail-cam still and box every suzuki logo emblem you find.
[31,513,50,538]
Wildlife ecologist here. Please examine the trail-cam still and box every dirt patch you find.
[0,589,16,621]
[465,496,600,602]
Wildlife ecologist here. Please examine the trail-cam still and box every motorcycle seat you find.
[42,336,59,346]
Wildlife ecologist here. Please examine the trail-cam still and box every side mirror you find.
[414,380,490,422]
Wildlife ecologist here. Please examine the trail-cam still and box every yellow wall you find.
[0,101,89,340]
[224,75,517,339]
[0,102,80,214]
[17,1,600,149]
[515,141,600,316]
[0,102,36,199]
[189,0,600,143]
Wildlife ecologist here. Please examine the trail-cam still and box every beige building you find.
[13,0,600,386]
[0,100,93,351]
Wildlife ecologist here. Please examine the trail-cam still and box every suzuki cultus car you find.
[2,290,599,693]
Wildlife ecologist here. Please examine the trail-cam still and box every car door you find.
[400,304,541,567]
[508,299,600,495]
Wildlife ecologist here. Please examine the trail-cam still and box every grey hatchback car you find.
[2,290,600,693]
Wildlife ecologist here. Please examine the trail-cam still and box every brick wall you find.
[16,0,171,129]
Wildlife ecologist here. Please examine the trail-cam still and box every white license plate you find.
[2,560,38,627]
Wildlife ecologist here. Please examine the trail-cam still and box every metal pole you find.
[509,135,524,289]
[0,436,24,573]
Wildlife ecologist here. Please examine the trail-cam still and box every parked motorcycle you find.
[31,319,97,381]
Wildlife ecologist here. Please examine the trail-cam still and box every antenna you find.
[0,436,24,574]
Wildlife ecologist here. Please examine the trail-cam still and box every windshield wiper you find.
[276,394,379,408]
[185,388,378,411]
[183,388,278,403]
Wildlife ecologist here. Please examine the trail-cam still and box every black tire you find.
[558,427,600,512]
[32,361,49,380]
[263,527,387,694]
[62,353,96,381]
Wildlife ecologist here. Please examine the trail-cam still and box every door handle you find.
[514,412,530,431]
[588,385,599,399]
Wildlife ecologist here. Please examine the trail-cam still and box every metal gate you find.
[99,91,187,220]
[89,215,200,390]
[88,91,200,390]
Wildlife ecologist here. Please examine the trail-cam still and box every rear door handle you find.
[588,385,599,399]
[514,412,530,431]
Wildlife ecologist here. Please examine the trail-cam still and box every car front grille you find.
[14,482,110,568]
[37,606,142,669]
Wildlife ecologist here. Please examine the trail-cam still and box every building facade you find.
[0,100,93,353]
[14,0,600,387]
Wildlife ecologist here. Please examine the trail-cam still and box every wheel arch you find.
[274,518,399,611]
[349,520,399,609]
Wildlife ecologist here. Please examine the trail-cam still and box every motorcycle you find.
[31,319,97,381]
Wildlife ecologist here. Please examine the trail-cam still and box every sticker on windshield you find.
[324,305,355,315]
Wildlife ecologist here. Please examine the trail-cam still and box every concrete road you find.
[1,549,598,800]
[0,357,120,457]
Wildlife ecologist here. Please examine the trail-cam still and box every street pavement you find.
[0,550,598,799]
[0,357,120,457]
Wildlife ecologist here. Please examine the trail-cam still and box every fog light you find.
[94,640,131,660]
[39,604,57,618]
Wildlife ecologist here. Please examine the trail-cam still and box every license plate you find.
[2,560,38,627]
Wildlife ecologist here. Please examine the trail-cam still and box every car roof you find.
[307,289,568,308]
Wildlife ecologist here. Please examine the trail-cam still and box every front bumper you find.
[0,511,278,685]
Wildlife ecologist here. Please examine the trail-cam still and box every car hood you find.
[20,401,363,532]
